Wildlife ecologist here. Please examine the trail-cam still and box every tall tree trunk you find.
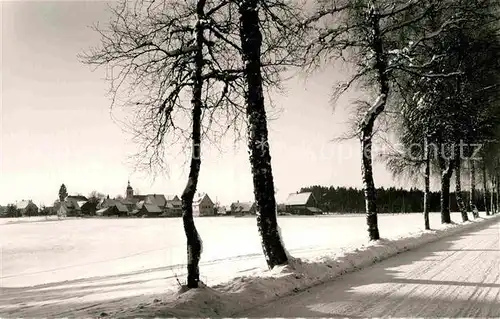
[361,129,380,240]
[482,160,490,216]
[359,5,388,241]
[455,159,468,222]
[490,177,495,214]
[438,146,454,224]
[496,173,500,214]
[441,169,453,224]
[423,135,431,230]
[470,159,478,218]
[181,0,206,288]
[238,0,288,269]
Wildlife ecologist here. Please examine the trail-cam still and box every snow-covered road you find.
[243,220,500,318]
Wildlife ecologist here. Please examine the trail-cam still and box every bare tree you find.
[81,0,247,288]
[185,0,306,269]
[88,191,106,202]
[235,0,298,268]
[88,191,106,214]
[81,0,306,283]
[303,0,462,238]
[327,0,500,229]
[181,0,206,289]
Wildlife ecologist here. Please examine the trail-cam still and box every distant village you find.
[0,181,323,218]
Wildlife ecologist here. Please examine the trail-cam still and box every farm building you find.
[193,193,215,216]
[165,195,181,205]
[62,195,91,216]
[99,202,129,217]
[216,206,227,215]
[15,200,39,216]
[95,207,107,216]
[99,197,116,209]
[285,192,322,215]
[165,195,182,213]
[230,201,256,215]
[120,198,137,213]
[138,203,163,217]
[277,203,287,214]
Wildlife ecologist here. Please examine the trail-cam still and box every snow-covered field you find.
[0,212,498,317]
[0,212,468,287]
[0,215,62,225]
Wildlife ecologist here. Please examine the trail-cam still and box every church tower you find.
[126,180,134,199]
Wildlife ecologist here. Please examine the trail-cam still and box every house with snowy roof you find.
[124,181,182,217]
[163,195,182,216]
[15,200,38,216]
[193,193,215,216]
[144,194,167,207]
[217,206,227,215]
[285,192,322,215]
[96,201,129,217]
[67,195,88,201]
[230,201,256,215]
[165,195,182,208]
[137,203,163,217]
[109,202,129,217]
[62,195,92,216]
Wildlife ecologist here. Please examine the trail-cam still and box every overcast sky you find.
[0,0,410,206]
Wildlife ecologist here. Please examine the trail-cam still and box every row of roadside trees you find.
[81,0,500,288]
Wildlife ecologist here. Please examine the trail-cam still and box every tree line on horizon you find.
[80,0,500,289]
[300,185,491,214]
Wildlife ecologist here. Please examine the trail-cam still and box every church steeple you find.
[126,180,134,199]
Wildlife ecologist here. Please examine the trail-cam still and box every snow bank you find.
[117,214,500,318]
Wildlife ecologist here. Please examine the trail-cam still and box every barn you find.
[285,192,322,215]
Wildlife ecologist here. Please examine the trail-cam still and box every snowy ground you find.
[0,215,62,225]
[0,212,498,317]
[244,219,500,317]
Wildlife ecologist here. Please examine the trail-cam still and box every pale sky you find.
[1,0,406,207]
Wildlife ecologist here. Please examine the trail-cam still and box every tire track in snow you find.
[0,245,329,281]
[348,231,467,316]
[410,230,486,317]
[244,220,500,318]
[465,224,500,316]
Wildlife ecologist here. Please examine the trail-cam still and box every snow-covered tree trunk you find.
[359,4,388,241]
[423,135,431,229]
[455,159,468,222]
[482,160,490,216]
[238,0,288,269]
[361,129,380,240]
[181,1,206,288]
[469,158,478,218]
[440,169,453,224]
